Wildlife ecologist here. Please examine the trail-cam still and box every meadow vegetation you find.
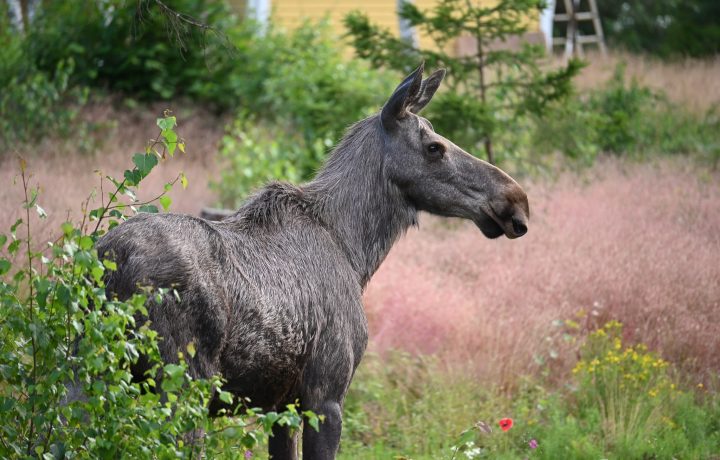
[1,0,719,458]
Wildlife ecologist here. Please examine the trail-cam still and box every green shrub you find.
[257,20,395,143]
[23,1,393,123]
[586,66,655,154]
[212,20,395,205]
[213,117,310,208]
[529,63,720,166]
[0,59,86,151]
[529,98,602,166]
[0,115,309,458]
[598,0,720,59]
[26,0,244,107]
[0,14,87,151]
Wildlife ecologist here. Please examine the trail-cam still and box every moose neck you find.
[305,117,417,288]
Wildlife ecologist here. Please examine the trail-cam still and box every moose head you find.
[380,63,529,239]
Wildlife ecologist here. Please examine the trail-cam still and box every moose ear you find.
[407,68,446,114]
[380,62,424,131]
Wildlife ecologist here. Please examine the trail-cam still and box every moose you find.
[97,64,529,459]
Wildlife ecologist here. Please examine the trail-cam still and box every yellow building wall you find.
[263,1,540,54]
[273,0,398,36]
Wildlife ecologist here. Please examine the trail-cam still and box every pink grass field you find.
[2,115,718,388]
[364,159,720,386]
[0,106,224,245]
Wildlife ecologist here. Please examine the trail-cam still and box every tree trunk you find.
[468,0,494,165]
[475,35,494,164]
[18,0,29,33]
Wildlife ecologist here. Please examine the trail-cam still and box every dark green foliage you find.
[598,0,720,58]
[0,6,87,150]
[1,0,283,127]
[26,0,243,106]
[344,0,583,163]
[2,0,394,170]
[22,0,390,120]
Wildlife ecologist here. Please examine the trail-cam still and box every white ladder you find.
[552,0,607,57]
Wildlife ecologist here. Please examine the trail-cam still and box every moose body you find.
[97,64,529,459]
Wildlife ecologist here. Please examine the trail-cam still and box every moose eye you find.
[426,142,445,158]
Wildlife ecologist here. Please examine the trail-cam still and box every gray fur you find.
[96,63,529,460]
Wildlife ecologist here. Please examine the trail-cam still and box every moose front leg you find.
[300,350,356,459]
[302,400,343,460]
[268,423,299,460]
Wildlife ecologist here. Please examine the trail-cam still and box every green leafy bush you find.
[598,0,720,59]
[26,0,243,106]
[23,1,392,121]
[5,1,395,176]
[213,117,308,208]
[586,67,655,154]
[258,20,395,143]
[212,20,395,205]
[0,115,309,458]
[0,10,87,150]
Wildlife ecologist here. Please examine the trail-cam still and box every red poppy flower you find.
[498,418,513,431]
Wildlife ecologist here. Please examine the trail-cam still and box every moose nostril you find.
[512,217,527,236]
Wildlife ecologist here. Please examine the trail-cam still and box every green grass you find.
[340,352,500,459]
[338,328,720,460]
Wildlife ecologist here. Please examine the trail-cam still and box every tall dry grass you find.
[572,52,720,113]
[364,158,720,387]
[0,104,225,245]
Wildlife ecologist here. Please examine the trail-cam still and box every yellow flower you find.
[662,416,677,429]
